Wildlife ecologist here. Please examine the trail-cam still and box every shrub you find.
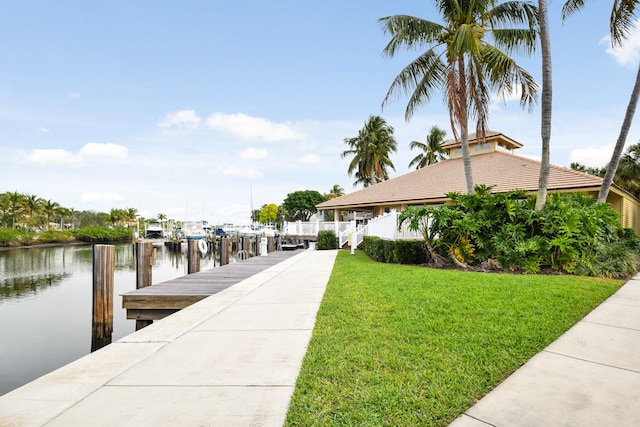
[397,186,640,277]
[37,229,74,243]
[0,228,35,246]
[362,236,426,264]
[316,230,337,250]
[72,226,131,242]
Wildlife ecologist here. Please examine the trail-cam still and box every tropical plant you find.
[614,142,640,198]
[570,162,607,177]
[40,199,62,229]
[399,186,640,277]
[341,115,397,187]
[408,125,448,169]
[380,0,538,194]
[535,0,553,210]
[563,0,640,202]
[327,184,345,198]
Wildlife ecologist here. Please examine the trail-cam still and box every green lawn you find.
[285,251,624,426]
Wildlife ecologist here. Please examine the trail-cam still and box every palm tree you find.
[380,0,538,194]
[614,142,640,198]
[408,125,448,169]
[23,193,43,228]
[329,184,345,197]
[341,115,398,187]
[563,0,640,203]
[41,199,61,229]
[125,207,138,228]
[7,191,26,229]
[535,0,553,211]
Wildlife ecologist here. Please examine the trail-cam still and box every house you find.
[317,131,640,234]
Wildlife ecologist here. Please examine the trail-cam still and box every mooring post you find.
[187,239,201,274]
[220,237,230,266]
[136,241,153,289]
[92,244,114,351]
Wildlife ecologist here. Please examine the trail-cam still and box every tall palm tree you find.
[125,207,138,228]
[380,0,538,194]
[563,0,640,203]
[535,0,553,211]
[341,115,398,187]
[409,125,448,169]
[7,191,26,229]
[23,193,43,228]
[41,199,61,229]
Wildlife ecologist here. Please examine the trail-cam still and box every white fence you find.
[285,212,423,247]
[283,220,351,236]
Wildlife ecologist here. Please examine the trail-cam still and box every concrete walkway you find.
[0,249,338,427]
[450,274,640,427]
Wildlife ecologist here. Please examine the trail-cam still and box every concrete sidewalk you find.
[0,249,338,427]
[450,274,640,427]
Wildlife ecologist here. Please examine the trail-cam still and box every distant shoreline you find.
[0,239,131,252]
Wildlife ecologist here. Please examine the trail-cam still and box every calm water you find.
[0,242,219,396]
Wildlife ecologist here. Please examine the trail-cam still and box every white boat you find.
[182,221,207,239]
[145,221,164,239]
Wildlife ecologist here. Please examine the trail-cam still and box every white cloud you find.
[21,142,129,167]
[23,149,84,167]
[68,91,80,98]
[39,127,50,133]
[206,112,305,142]
[158,109,201,129]
[297,154,320,165]
[600,20,640,68]
[79,142,129,160]
[240,147,268,160]
[569,144,615,167]
[221,166,262,179]
[81,192,126,203]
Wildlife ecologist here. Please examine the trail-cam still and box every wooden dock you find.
[122,250,302,323]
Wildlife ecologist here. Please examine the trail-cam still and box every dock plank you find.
[122,250,302,321]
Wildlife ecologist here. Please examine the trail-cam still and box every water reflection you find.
[0,242,217,396]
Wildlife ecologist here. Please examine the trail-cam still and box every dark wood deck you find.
[122,250,302,321]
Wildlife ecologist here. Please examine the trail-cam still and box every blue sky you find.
[1,1,639,225]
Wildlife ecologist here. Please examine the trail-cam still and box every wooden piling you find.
[136,241,153,289]
[220,237,230,266]
[187,239,201,274]
[92,244,114,351]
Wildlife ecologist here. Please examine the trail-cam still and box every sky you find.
[1,1,639,225]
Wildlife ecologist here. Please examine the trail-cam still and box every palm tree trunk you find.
[598,62,640,203]
[458,58,474,194]
[535,0,552,211]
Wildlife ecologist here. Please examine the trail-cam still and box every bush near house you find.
[396,185,640,278]
[361,236,426,264]
[316,230,338,250]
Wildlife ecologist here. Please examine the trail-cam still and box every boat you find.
[145,221,164,239]
[181,221,207,239]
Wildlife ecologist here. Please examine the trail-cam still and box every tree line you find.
[0,191,142,230]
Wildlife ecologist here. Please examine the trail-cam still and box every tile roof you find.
[317,151,605,210]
